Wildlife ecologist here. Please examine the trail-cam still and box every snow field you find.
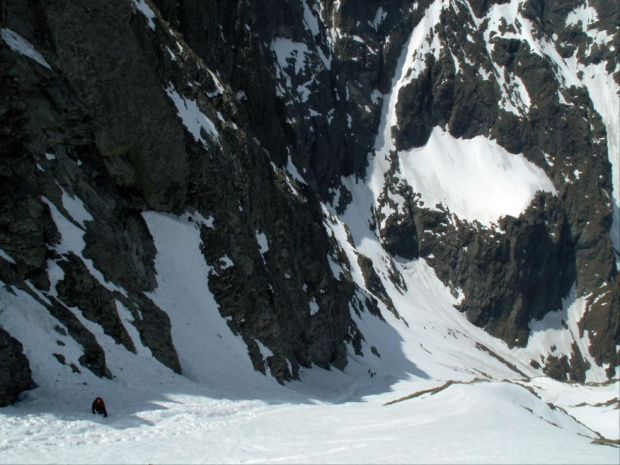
[399,127,557,224]
[142,211,258,388]
[1,203,618,463]
[1,371,616,464]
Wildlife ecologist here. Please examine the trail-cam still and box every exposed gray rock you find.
[54,253,136,354]
[0,327,34,407]
[41,0,190,212]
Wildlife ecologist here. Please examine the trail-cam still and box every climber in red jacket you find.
[92,396,108,418]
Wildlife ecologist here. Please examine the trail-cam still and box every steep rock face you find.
[150,0,617,381]
[417,194,577,344]
[0,0,181,378]
[0,327,34,406]
[148,0,418,193]
[0,0,364,389]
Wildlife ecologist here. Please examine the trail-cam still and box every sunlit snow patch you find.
[398,0,442,85]
[132,0,156,30]
[164,83,219,146]
[272,38,310,75]
[399,127,557,225]
[142,211,254,384]
[1,28,51,69]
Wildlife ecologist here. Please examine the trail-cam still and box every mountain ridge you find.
[0,0,618,409]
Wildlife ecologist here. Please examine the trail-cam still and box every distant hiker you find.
[92,397,108,418]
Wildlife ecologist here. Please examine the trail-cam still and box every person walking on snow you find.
[92,397,108,418]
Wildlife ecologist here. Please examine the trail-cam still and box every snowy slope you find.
[1,374,617,464]
[398,127,557,225]
[1,199,617,463]
[1,268,618,464]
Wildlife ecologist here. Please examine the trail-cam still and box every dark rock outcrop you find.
[0,328,34,406]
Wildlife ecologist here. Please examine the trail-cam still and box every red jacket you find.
[92,397,108,418]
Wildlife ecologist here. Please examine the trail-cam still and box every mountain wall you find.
[0,0,618,405]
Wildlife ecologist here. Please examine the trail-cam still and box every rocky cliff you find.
[0,0,618,405]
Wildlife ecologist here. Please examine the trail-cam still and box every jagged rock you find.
[540,342,593,381]
[579,275,620,378]
[415,194,577,348]
[0,328,34,407]
[41,0,190,212]
[357,254,391,318]
[45,296,111,379]
[102,145,138,188]
[375,155,419,260]
[54,253,136,354]
[374,0,617,379]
